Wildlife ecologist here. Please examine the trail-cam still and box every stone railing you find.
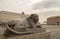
[0,32,50,39]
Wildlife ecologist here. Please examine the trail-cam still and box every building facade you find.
[0,11,29,22]
[47,16,60,25]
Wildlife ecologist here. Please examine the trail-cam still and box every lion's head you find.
[29,14,39,24]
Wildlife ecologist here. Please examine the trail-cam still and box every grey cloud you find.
[0,0,32,12]
[38,8,60,17]
[32,0,60,20]
[33,0,60,10]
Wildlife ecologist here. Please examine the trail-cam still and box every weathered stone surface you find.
[1,32,50,39]
[50,30,60,39]
[5,14,43,35]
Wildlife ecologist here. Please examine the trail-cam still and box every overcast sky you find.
[0,0,60,23]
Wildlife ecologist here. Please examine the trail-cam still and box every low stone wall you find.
[0,32,50,39]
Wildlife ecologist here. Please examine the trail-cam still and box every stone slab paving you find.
[42,25,60,39]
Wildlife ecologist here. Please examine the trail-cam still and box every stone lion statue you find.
[4,14,42,36]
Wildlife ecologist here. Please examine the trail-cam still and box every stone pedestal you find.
[0,32,50,39]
